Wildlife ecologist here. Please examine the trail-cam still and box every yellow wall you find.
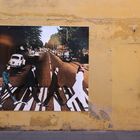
[0,0,140,130]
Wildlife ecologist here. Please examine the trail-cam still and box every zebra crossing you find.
[0,87,18,104]
[0,86,89,111]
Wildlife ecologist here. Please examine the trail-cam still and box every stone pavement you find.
[0,131,140,140]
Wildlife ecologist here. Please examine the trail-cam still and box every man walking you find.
[43,67,64,107]
[67,66,88,109]
[0,65,18,107]
[22,65,41,105]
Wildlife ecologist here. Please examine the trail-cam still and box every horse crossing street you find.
[0,86,89,111]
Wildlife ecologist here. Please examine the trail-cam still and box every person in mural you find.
[42,67,64,107]
[21,65,41,105]
[67,65,88,109]
[0,65,18,107]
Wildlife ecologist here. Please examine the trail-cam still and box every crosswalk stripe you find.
[1,93,9,100]
[14,89,28,111]
[14,103,22,111]
[1,87,14,99]
[73,100,81,111]
[65,94,69,101]
[42,88,48,111]
[42,88,48,102]
[65,94,74,111]
[23,97,34,111]
[53,94,61,111]
[64,88,75,111]
[70,87,88,111]
[2,87,17,102]
[68,88,81,111]
[68,88,74,95]
[39,88,45,111]
[66,99,75,111]
[35,88,44,111]
[0,86,13,92]
[0,86,88,111]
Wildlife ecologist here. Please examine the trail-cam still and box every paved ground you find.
[0,131,140,140]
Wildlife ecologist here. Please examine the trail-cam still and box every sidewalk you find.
[0,131,140,140]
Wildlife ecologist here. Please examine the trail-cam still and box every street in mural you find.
[0,26,89,111]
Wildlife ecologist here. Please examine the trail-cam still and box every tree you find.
[0,26,43,49]
[47,33,61,49]
[23,26,43,48]
[58,27,89,53]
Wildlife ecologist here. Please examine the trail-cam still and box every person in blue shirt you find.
[0,65,18,107]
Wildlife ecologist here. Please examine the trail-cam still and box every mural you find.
[0,26,89,111]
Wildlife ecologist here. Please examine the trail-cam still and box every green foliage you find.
[58,27,89,52]
[0,26,43,48]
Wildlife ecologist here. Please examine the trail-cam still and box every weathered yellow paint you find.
[0,0,140,130]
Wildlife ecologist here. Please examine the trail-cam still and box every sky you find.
[40,26,60,45]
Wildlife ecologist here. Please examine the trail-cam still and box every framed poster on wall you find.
[0,26,89,111]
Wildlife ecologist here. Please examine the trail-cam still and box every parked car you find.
[28,50,40,57]
[34,51,40,57]
[62,51,72,62]
[9,54,26,68]
[56,52,62,57]
[28,50,35,57]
